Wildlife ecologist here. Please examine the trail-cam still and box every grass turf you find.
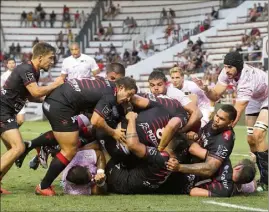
[1,121,268,211]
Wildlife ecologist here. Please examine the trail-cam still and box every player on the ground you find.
[193,51,268,190]
[169,67,214,127]
[166,105,237,197]
[105,111,172,194]
[0,43,64,194]
[35,77,137,196]
[1,58,25,126]
[62,144,107,195]
[61,42,100,80]
[148,71,202,133]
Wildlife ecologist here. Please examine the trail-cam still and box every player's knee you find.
[253,130,265,145]
[12,142,25,156]
[247,135,256,147]
[61,146,77,159]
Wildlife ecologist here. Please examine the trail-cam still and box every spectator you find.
[196,37,204,47]
[27,11,33,27]
[110,3,116,19]
[50,10,56,28]
[94,52,104,62]
[32,37,39,47]
[131,49,140,64]
[248,7,258,22]
[80,10,86,27]
[160,8,168,25]
[97,25,105,40]
[235,44,243,52]
[187,39,194,46]
[56,31,64,46]
[104,23,113,41]
[67,29,74,44]
[115,4,121,16]
[148,39,154,51]
[15,43,21,59]
[35,3,43,15]
[99,44,104,54]
[63,5,70,14]
[33,11,40,27]
[129,17,137,31]
[62,11,71,28]
[122,49,130,65]
[58,43,65,56]
[20,11,27,27]
[122,17,130,33]
[40,9,46,27]
[211,7,218,19]
[169,8,176,24]
[74,10,80,28]
[203,14,211,30]
[9,43,16,56]
[256,3,263,14]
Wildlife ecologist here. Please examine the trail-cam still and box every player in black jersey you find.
[166,105,238,197]
[35,76,138,196]
[106,112,172,194]
[0,43,64,194]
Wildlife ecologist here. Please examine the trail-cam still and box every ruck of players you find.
[0,43,267,197]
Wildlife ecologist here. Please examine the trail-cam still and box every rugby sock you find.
[40,152,69,189]
[254,150,268,185]
[27,131,58,151]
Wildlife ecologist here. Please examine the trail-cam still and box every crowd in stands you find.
[248,2,268,22]
[20,3,87,28]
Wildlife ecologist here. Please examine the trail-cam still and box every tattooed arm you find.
[166,155,222,178]
[123,112,147,158]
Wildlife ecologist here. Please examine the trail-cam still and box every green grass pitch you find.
[1,121,268,211]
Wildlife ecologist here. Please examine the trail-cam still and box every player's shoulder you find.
[81,53,95,61]
[219,129,235,142]
[62,56,73,63]
[167,85,184,95]
[15,62,34,72]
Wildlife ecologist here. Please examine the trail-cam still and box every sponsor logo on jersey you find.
[101,105,112,118]
[25,72,35,82]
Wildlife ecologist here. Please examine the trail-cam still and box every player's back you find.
[47,76,115,112]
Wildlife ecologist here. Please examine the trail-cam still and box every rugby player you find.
[105,112,173,194]
[169,67,214,127]
[1,58,25,127]
[148,71,202,134]
[193,51,268,190]
[35,77,137,196]
[62,144,107,195]
[0,43,64,194]
[61,42,100,80]
[166,105,237,197]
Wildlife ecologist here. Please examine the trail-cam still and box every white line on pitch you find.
[204,200,268,212]
[232,153,249,157]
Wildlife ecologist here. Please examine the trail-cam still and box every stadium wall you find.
[126,0,268,79]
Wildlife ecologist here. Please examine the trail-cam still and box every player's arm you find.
[181,101,202,133]
[131,94,160,109]
[188,142,208,161]
[92,68,100,76]
[232,100,248,127]
[60,73,68,80]
[90,58,100,76]
[26,77,64,98]
[95,149,106,170]
[166,155,222,178]
[202,82,227,102]
[124,112,147,158]
[158,117,182,151]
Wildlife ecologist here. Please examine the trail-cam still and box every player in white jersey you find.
[61,42,100,80]
[169,67,214,127]
[0,58,25,126]
[148,71,202,134]
[193,51,268,190]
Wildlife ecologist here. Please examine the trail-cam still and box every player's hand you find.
[53,76,65,86]
[113,128,126,143]
[166,158,180,172]
[94,173,106,185]
[191,77,206,90]
[186,131,199,141]
[125,111,138,121]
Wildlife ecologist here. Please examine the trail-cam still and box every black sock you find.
[254,150,268,185]
[27,131,58,151]
[40,152,69,189]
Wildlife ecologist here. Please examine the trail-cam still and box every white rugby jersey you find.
[61,53,99,79]
[170,80,211,109]
[218,64,268,102]
[165,85,191,106]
